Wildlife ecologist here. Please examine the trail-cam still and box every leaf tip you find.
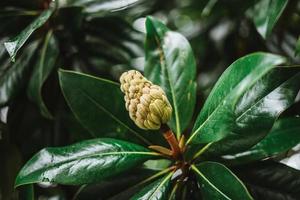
[4,41,17,62]
[145,15,153,22]
[14,174,23,189]
[145,15,154,29]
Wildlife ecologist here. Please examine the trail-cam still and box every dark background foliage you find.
[1,0,300,199]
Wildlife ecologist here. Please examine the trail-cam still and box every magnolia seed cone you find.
[120,70,172,130]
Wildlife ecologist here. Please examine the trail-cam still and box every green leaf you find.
[71,0,143,13]
[143,159,172,171]
[27,30,59,119]
[233,161,300,200]
[187,52,300,157]
[0,41,38,107]
[249,0,288,39]
[108,168,173,200]
[4,7,54,61]
[130,173,172,200]
[144,16,197,138]
[58,69,162,145]
[76,168,155,199]
[222,117,300,164]
[15,138,160,187]
[192,162,253,200]
[295,36,300,57]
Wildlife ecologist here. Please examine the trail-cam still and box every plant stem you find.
[161,124,182,159]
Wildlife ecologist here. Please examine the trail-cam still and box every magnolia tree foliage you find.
[1,0,300,200]
[14,16,300,200]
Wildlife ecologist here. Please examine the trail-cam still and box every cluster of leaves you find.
[12,15,300,200]
[0,0,156,199]
[1,0,300,200]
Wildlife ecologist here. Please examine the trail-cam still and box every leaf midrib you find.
[190,74,296,158]
[81,90,151,145]
[148,172,173,200]
[192,165,231,200]
[18,150,159,186]
[236,71,300,123]
[154,34,181,137]
[187,65,281,144]
[25,151,158,176]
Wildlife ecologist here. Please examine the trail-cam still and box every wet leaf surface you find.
[15,138,160,186]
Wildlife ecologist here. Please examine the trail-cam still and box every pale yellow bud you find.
[119,70,172,130]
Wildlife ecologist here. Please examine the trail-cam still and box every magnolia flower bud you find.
[120,70,172,130]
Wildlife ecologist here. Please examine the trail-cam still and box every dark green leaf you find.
[187,53,300,157]
[108,168,173,200]
[295,36,300,57]
[58,69,162,145]
[76,168,156,200]
[233,161,300,200]
[71,0,143,13]
[192,162,253,200]
[222,117,300,164]
[249,0,288,39]
[204,67,300,157]
[15,138,160,187]
[144,16,197,138]
[0,41,38,107]
[130,173,173,200]
[4,7,54,61]
[62,16,144,74]
[27,30,59,119]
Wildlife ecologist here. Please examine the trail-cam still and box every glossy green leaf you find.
[27,31,58,119]
[15,138,159,187]
[222,117,300,164]
[4,7,54,61]
[187,53,300,157]
[0,41,38,107]
[249,0,288,39]
[203,67,300,157]
[130,173,173,200]
[59,70,163,145]
[233,161,300,200]
[192,162,253,200]
[144,16,197,138]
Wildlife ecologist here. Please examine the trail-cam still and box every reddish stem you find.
[161,124,182,159]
